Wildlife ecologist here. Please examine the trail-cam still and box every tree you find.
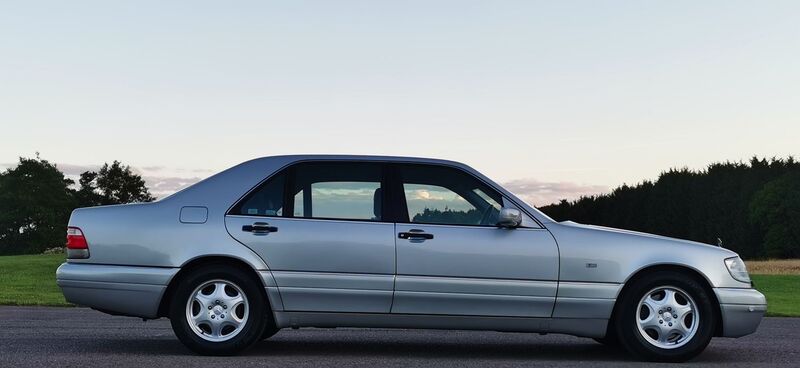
[539,156,800,259]
[0,154,76,254]
[412,207,482,224]
[749,172,800,258]
[75,170,101,207]
[77,161,155,206]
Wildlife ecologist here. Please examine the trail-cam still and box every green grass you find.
[751,274,800,317]
[0,255,797,317]
[0,254,70,306]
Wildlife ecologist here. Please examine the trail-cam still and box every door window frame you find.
[226,159,545,229]
[226,160,395,224]
[390,163,536,229]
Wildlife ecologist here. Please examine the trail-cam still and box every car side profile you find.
[56,155,766,362]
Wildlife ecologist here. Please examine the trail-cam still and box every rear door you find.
[225,161,395,313]
[391,163,559,317]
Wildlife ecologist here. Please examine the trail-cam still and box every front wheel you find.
[169,265,269,355]
[614,271,715,362]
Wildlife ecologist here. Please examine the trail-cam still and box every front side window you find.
[399,165,503,226]
[290,162,383,221]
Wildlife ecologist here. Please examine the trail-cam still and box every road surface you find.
[0,307,797,367]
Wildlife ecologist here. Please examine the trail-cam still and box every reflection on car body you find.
[56,155,766,362]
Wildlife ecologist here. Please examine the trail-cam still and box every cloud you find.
[140,165,166,172]
[1,160,206,199]
[2,160,606,205]
[0,162,100,176]
[54,163,207,198]
[502,178,609,207]
[54,163,101,176]
[141,175,203,198]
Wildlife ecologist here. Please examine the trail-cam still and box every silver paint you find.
[55,155,765,340]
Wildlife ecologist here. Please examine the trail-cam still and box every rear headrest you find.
[373,187,382,220]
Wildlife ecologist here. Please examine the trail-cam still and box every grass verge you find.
[0,254,797,316]
[751,274,800,317]
[0,254,70,306]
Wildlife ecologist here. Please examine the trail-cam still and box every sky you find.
[1,1,799,205]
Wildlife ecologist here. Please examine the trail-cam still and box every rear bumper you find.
[56,263,179,319]
[714,287,767,337]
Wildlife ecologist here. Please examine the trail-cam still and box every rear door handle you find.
[242,222,278,234]
[398,230,433,240]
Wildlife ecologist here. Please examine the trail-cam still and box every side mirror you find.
[497,207,522,228]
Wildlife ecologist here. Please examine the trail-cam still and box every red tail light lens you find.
[66,227,88,249]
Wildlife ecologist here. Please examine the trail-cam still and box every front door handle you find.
[242,222,278,234]
[398,230,433,240]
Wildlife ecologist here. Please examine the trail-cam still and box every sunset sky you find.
[2,1,799,205]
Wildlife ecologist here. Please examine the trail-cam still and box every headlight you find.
[725,256,751,283]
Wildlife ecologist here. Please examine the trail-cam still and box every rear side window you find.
[229,162,384,221]
[231,173,285,216]
[290,162,383,221]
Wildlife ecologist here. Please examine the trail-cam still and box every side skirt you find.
[273,311,608,338]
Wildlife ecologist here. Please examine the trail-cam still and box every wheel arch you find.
[609,264,723,337]
[157,255,270,318]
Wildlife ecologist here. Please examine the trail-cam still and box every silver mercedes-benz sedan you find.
[56,155,765,361]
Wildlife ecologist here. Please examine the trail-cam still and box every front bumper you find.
[56,262,179,319]
[714,287,767,337]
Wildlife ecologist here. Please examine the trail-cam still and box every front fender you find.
[547,222,748,289]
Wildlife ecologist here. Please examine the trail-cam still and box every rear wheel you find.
[169,265,268,355]
[615,270,715,362]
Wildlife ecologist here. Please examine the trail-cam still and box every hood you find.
[557,220,733,253]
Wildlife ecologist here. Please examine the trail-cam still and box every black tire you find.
[614,270,715,362]
[169,264,269,355]
[593,332,620,349]
[595,306,622,349]
[261,325,280,340]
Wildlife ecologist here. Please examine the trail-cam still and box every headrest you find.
[373,187,382,220]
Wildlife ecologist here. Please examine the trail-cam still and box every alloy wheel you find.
[635,286,699,349]
[184,279,250,342]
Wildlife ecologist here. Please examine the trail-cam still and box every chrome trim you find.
[272,271,394,291]
[279,287,393,313]
[556,282,622,299]
[395,275,556,296]
[56,262,177,285]
[552,297,615,318]
[274,311,608,338]
[714,287,767,305]
[392,291,554,317]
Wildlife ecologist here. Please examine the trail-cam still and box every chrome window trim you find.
[226,158,547,229]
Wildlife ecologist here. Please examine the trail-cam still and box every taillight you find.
[66,226,90,259]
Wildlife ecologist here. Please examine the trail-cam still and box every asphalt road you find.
[0,307,797,367]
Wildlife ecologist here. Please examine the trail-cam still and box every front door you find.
[391,164,559,317]
[225,161,395,313]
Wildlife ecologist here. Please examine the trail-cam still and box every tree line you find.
[539,157,800,259]
[0,154,154,255]
[2,154,797,259]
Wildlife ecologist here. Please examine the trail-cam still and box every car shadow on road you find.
[98,336,630,362]
[89,328,737,364]
[91,335,737,364]
[245,336,633,362]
